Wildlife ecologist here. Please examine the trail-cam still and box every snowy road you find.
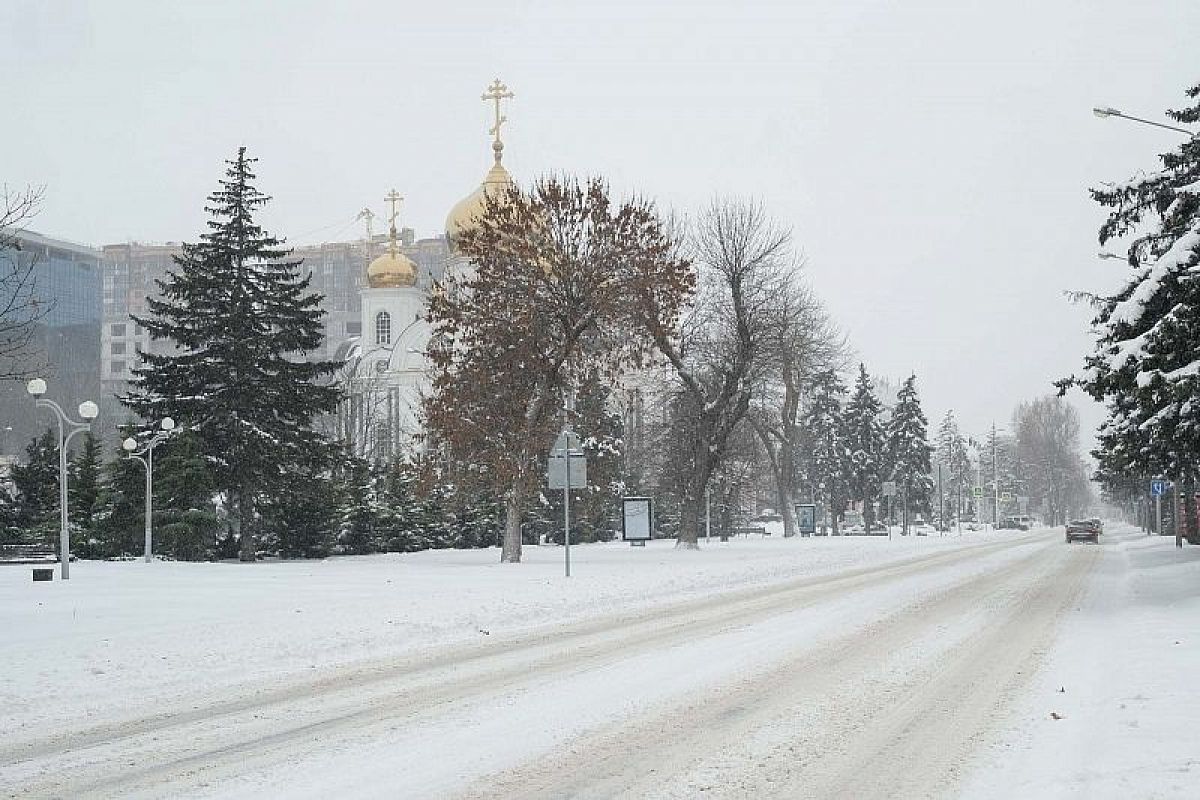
[1,529,1105,799]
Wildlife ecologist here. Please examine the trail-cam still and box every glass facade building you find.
[0,231,102,457]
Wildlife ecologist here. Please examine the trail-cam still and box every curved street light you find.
[123,417,176,563]
[1093,106,1194,138]
[27,378,99,579]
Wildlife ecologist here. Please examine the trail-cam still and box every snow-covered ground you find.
[0,530,995,737]
[960,524,1200,799]
[1,524,1196,798]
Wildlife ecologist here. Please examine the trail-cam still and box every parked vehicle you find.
[1065,519,1101,543]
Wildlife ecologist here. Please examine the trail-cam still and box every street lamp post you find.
[1092,106,1195,138]
[122,418,176,563]
[27,378,99,580]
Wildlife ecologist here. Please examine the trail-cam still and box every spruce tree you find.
[801,370,851,534]
[90,439,146,558]
[844,364,886,529]
[337,456,378,554]
[887,375,933,530]
[154,430,220,560]
[6,429,59,547]
[122,148,342,559]
[935,410,972,524]
[266,469,337,559]
[69,432,103,555]
[1067,83,1200,542]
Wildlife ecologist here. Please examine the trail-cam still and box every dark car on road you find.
[1065,519,1101,544]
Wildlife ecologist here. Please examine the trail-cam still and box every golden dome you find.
[367,249,418,288]
[445,160,515,248]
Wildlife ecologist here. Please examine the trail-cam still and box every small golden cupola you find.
[445,78,517,249]
[367,188,418,288]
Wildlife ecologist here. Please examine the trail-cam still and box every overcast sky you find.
[4,0,1198,448]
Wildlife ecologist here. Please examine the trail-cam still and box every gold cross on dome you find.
[383,189,403,229]
[482,78,514,145]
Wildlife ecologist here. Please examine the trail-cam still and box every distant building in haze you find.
[0,230,102,456]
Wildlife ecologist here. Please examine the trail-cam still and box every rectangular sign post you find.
[622,497,653,545]
[1150,479,1166,541]
[881,482,896,540]
[795,504,817,536]
[549,429,587,577]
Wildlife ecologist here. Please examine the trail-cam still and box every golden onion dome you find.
[367,249,418,288]
[445,159,515,249]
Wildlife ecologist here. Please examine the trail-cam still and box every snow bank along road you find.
[2,530,1097,798]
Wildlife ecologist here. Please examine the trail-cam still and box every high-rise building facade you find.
[95,234,450,430]
[0,231,103,456]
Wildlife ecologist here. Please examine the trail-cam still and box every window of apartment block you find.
[111,323,126,336]
[111,342,126,355]
[110,360,126,375]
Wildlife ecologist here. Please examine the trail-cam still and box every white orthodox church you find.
[340,79,517,460]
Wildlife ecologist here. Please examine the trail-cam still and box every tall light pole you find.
[27,378,99,579]
[1092,106,1195,138]
[122,418,176,563]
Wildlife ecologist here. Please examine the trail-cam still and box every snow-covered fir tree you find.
[153,430,221,561]
[337,457,378,555]
[886,375,933,529]
[801,369,851,534]
[845,364,887,528]
[89,433,147,558]
[122,148,341,560]
[68,433,102,556]
[1068,82,1200,543]
[934,410,972,523]
[4,429,59,547]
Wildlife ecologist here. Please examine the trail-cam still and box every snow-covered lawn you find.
[1,531,999,737]
[961,525,1200,798]
[6,524,1196,798]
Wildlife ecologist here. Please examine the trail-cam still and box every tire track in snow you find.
[454,540,1095,800]
[2,533,1047,799]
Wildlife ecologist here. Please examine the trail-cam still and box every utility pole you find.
[938,462,945,535]
[705,485,711,543]
[991,422,999,528]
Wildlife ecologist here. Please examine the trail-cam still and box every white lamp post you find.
[27,378,99,579]
[122,417,176,563]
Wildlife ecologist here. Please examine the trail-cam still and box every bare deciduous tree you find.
[747,277,846,537]
[1013,396,1092,526]
[642,198,792,549]
[0,185,51,381]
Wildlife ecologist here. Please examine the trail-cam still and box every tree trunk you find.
[234,491,255,562]
[1185,474,1199,545]
[502,483,524,563]
[778,481,796,538]
[677,485,704,549]
[777,436,796,538]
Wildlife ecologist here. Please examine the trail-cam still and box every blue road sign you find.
[1151,479,1168,497]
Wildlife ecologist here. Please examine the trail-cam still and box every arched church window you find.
[375,311,392,345]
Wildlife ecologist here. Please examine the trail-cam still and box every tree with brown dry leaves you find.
[424,175,693,563]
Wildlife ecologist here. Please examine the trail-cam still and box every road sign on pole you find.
[1150,479,1167,497]
[881,481,897,497]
